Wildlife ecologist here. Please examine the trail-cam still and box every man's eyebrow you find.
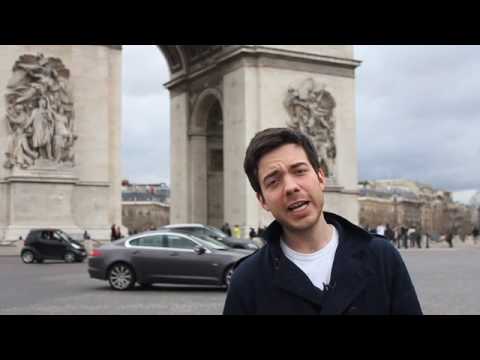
[262,170,280,184]
[290,162,309,169]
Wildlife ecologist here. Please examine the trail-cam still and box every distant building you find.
[359,179,478,237]
[121,182,171,234]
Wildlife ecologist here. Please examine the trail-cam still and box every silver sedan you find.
[88,230,252,291]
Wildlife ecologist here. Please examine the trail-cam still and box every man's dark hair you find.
[244,128,321,194]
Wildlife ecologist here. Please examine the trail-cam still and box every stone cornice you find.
[165,45,360,90]
[102,45,122,50]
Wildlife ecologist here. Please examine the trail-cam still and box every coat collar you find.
[263,212,374,314]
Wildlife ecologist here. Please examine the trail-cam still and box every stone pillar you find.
[0,45,122,243]
[189,134,208,224]
[169,91,190,224]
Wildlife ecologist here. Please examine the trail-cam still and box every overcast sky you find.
[122,45,479,196]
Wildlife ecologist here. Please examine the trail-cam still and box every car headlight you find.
[71,243,81,250]
[247,243,258,250]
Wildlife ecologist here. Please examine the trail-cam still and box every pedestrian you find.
[257,226,265,239]
[408,227,416,248]
[83,230,91,240]
[116,226,123,239]
[400,226,408,249]
[111,224,117,242]
[414,228,422,249]
[445,231,453,248]
[222,223,232,237]
[384,224,395,243]
[249,227,257,239]
[376,224,386,236]
[425,232,430,249]
[233,225,241,239]
[224,127,422,315]
[472,227,479,245]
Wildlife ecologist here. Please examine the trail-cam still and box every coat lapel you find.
[263,214,374,314]
[320,216,374,314]
[319,249,373,315]
[272,253,325,307]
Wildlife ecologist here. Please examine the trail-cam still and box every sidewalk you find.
[0,241,22,257]
[0,239,107,257]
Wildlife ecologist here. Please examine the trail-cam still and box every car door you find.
[51,231,68,259]
[163,234,221,285]
[128,234,172,283]
[37,231,64,259]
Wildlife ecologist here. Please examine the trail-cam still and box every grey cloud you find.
[122,45,170,97]
[355,45,480,191]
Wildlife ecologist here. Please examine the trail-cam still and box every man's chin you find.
[281,216,318,233]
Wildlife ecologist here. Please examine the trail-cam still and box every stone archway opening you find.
[205,100,224,227]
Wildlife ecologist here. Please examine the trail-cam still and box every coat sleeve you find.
[389,246,423,315]
[222,263,255,315]
[223,281,249,315]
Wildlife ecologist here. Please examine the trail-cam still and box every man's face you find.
[256,144,326,233]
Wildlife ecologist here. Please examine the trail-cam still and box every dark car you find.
[163,224,259,251]
[88,230,251,291]
[21,229,88,264]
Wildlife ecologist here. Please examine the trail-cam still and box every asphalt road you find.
[1,247,479,315]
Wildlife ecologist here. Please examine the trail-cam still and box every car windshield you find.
[55,231,72,242]
[205,225,228,239]
[190,234,229,250]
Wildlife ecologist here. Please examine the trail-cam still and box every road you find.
[1,247,479,315]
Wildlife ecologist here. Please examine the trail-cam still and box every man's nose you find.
[284,174,300,196]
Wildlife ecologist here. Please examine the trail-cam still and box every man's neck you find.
[282,215,333,254]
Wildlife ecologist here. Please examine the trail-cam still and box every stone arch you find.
[190,88,223,133]
[188,89,224,227]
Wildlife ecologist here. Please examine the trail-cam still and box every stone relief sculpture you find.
[3,54,77,169]
[284,78,337,178]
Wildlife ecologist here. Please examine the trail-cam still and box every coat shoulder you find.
[231,247,266,284]
[366,234,402,262]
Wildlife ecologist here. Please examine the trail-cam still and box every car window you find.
[130,235,164,248]
[166,235,196,250]
[52,232,64,242]
[205,226,227,239]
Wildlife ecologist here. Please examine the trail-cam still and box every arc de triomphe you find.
[0,45,361,243]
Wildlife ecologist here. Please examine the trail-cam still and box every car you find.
[21,229,88,264]
[162,224,259,251]
[88,230,251,291]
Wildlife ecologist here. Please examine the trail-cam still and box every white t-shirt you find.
[280,226,339,291]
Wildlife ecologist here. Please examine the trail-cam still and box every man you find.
[223,128,422,315]
[384,224,395,244]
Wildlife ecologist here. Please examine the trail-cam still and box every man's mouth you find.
[287,201,310,212]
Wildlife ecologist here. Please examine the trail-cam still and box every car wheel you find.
[64,252,76,263]
[224,266,235,289]
[108,263,136,291]
[21,251,35,264]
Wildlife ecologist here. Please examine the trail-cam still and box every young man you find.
[223,128,422,315]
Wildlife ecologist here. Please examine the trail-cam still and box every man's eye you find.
[296,169,307,174]
[266,179,278,187]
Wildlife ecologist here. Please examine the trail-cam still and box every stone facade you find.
[122,202,170,234]
[359,179,478,237]
[0,45,122,243]
[0,45,361,243]
[162,45,361,232]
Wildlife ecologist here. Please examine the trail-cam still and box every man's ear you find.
[317,168,326,188]
[257,192,270,212]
